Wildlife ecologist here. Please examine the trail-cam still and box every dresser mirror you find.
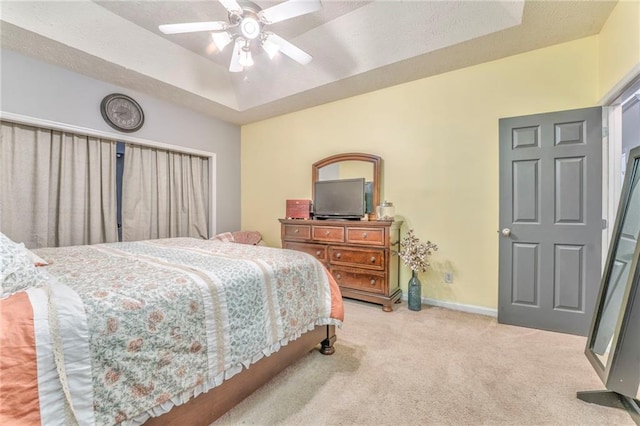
[312,153,381,216]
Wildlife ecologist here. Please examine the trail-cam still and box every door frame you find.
[602,73,640,265]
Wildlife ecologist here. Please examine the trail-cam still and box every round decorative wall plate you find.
[100,93,144,132]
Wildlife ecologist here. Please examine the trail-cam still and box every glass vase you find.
[408,270,422,311]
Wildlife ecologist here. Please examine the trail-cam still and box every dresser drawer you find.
[311,225,345,243]
[283,224,311,240]
[280,218,402,312]
[284,242,327,263]
[330,267,385,294]
[346,227,385,246]
[329,246,384,270]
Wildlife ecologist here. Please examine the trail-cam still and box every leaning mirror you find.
[590,164,640,367]
[580,145,640,421]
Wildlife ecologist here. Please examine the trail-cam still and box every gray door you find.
[499,107,602,336]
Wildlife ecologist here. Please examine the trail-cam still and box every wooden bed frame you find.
[144,325,336,426]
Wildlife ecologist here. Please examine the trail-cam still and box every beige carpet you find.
[213,300,634,425]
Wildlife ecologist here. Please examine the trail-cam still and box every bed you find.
[0,235,344,425]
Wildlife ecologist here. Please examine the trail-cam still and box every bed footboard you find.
[144,325,336,426]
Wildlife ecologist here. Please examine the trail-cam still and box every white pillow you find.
[0,232,43,298]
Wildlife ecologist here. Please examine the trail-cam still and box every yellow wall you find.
[598,0,640,100]
[242,37,600,310]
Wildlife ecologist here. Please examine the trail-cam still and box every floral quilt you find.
[1,238,343,425]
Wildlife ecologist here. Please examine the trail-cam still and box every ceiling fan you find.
[159,0,321,73]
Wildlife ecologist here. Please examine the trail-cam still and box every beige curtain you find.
[0,121,118,248]
[122,143,209,241]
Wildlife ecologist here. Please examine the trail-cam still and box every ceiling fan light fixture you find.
[240,16,260,40]
[211,31,233,51]
[239,47,254,67]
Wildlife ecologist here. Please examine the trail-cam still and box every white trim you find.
[610,106,622,245]
[402,295,498,317]
[0,110,217,237]
[602,108,609,268]
[602,105,623,266]
[599,63,640,106]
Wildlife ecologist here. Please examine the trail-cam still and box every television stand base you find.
[577,390,640,425]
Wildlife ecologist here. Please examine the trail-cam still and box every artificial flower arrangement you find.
[397,229,438,272]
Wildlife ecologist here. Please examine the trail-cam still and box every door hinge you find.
[603,127,609,138]
[602,219,608,230]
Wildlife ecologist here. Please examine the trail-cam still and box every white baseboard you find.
[402,295,497,317]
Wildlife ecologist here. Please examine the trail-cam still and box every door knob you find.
[501,228,512,237]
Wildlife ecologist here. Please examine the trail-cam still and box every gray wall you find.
[0,48,241,234]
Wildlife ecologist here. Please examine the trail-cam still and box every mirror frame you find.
[312,153,382,215]
[584,145,640,399]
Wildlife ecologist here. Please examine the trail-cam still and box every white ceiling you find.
[0,1,617,125]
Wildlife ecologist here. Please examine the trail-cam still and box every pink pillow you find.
[210,231,262,245]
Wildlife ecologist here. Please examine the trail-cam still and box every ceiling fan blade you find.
[218,0,242,14]
[159,21,229,34]
[265,33,312,65]
[259,0,322,24]
[229,38,244,72]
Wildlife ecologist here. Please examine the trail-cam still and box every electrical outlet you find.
[444,272,453,283]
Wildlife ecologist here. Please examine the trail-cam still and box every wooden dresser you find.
[279,218,402,312]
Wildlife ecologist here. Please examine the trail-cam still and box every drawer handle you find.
[336,253,342,259]
[370,279,376,285]
[325,230,330,236]
[363,232,368,238]
[370,256,376,263]
[294,228,299,234]
[336,273,342,280]
[316,250,321,257]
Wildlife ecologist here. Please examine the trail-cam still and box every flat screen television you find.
[313,178,365,220]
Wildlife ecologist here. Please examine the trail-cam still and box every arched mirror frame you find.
[312,153,382,216]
